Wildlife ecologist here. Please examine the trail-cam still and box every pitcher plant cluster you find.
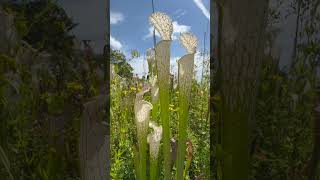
[133,11,198,179]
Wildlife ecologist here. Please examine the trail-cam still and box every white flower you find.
[179,32,198,54]
[147,121,163,160]
[149,12,173,40]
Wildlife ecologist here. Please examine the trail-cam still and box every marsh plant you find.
[133,11,199,179]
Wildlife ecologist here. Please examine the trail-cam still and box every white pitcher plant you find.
[176,32,198,179]
[133,11,198,180]
[147,121,163,180]
[134,85,152,180]
[149,11,173,179]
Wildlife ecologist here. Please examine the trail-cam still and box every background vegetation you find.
[110,49,210,179]
[0,1,105,179]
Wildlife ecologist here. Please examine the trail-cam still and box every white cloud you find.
[143,21,191,40]
[173,9,187,19]
[110,11,124,24]
[194,51,210,80]
[129,56,148,77]
[172,21,190,39]
[193,0,210,20]
[170,56,180,75]
[110,35,122,50]
[144,27,161,40]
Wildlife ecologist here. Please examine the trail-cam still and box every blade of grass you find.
[0,145,14,180]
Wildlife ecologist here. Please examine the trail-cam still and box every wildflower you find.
[130,86,137,91]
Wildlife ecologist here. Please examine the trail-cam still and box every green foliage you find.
[0,1,102,179]
[3,0,77,56]
[111,50,134,79]
[250,55,315,180]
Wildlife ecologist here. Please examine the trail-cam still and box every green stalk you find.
[159,78,171,179]
[152,102,159,122]
[150,157,158,180]
[176,94,188,179]
[0,145,14,180]
[155,40,172,179]
[134,146,140,180]
[183,156,192,179]
[138,136,147,180]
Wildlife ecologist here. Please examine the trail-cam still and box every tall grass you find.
[0,145,14,180]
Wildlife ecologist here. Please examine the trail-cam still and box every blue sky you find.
[110,0,210,77]
[60,0,303,77]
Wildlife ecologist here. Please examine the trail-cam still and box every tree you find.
[3,0,77,57]
[111,49,134,79]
